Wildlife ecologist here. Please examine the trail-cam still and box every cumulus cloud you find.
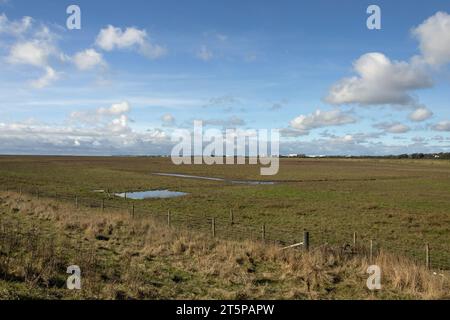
[408,107,433,122]
[70,101,132,131]
[326,53,432,107]
[412,11,450,67]
[73,49,105,71]
[374,122,411,134]
[1,14,65,88]
[0,120,171,155]
[289,109,356,133]
[97,101,130,116]
[0,13,32,36]
[7,40,55,68]
[161,113,175,126]
[30,66,59,89]
[95,25,166,59]
[432,120,450,131]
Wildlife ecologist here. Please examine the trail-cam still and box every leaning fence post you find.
[230,209,234,225]
[425,244,430,270]
[261,224,266,243]
[212,218,216,238]
[369,240,373,264]
[303,230,310,251]
[167,210,171,227]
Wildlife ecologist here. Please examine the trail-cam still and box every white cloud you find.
[7,40,53,67]
[197,45,213,61]
[280,128,309,137]
[409,107,433,122]
[1,14,65,88]
[30,66,59,89]
[108,114,130,133]
[99,101,130,115]
[289,109,356,133]
[326,52,432,107]
[374,122,411,134]
[432,120,450,131]
[161,113,175,126]
[95,25,166,59]
[73,49,105,71]
[0,13,32,36]
[70,101,131,124]
[413,11,450,67]
[0,119,172,155]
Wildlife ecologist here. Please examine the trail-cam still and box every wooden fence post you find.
[131,204,135,218]
[369,240,373,264]
[167,210,171,227]
[101,199,105,212]
[230,209,234,225]
[425,244,430,270]
[212,218,216,238]
[75,196,78,209]
[353,232,357,247]
[124,192,127,200]
[261,224,266,243]
[303,230,310,251]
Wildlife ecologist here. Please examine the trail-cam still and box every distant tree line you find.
[280,153,450,160]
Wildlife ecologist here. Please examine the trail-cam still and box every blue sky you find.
[0,0,449,155]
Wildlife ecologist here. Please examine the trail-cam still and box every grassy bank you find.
[0,191,448,300]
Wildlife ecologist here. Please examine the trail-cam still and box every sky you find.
[0,0,450,156]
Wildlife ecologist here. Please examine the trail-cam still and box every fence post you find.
[353,232,357,247]
[75,196,78,209]
[303,230,310,251]
[261,224,266,243]
[36,188,40,200]
[131,204,135,218]
[212,218,216,238]
[369,240,373,264]
[101,199,105,212]
[425,244,430,270]
[167,210,171,227]
[124,192,127,200]
[230,209,234,225]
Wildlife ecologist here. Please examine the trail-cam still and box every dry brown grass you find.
[0,191,448,300]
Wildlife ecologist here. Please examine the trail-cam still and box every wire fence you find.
[1,184,449,271]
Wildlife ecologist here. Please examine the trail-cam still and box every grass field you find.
[0,156,449,270]
[1,191,448,299]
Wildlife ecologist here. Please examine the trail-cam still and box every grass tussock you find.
[0,191,448,300]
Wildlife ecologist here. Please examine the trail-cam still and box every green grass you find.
[1,192,448,300]
[0,156,449,269]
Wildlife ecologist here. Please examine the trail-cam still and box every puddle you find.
[115,190,188,200]
[153,173,275,185]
